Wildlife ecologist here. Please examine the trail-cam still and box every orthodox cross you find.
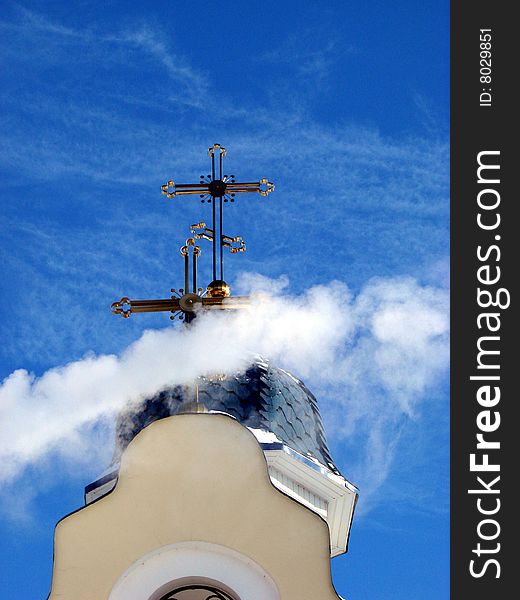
[161,143,273,282]
[111,144,274,322]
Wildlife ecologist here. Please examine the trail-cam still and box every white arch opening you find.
[108,541,280,600]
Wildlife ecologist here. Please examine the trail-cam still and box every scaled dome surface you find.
[115,357,339,474]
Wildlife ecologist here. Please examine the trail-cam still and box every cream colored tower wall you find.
[48,414,342,600]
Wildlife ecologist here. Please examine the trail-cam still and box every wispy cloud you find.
[259,31,345,107]
[115,26,210,108]
[0,7,211,130]
[0,7,448,188]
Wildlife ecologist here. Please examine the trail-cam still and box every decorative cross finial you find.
[111,144,274,321]
[161,143,273,282]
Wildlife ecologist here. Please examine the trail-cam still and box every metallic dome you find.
[114,357,339,474]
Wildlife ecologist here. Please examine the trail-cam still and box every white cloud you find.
[0,274,448,513]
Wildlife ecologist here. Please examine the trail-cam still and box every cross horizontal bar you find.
[202,296,250,308]
[111,296,250,318]
[111,298,179,317]
[161,180,274,198]
[225,181,270,188]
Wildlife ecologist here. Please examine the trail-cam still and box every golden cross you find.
[161,143,273,282]
[111,144,274,322]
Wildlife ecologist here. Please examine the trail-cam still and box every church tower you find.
[48,145,358,600]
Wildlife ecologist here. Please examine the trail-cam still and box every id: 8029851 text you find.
[480,29,492,107]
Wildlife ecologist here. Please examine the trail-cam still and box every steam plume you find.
[0,274,448,507]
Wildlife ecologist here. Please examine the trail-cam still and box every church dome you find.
[114,357,339,474]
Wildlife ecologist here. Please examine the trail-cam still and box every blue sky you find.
[0,1,449,599]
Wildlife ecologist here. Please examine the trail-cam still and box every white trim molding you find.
[262,444,358,557]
